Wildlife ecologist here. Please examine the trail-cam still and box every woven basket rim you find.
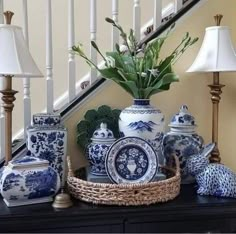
[66,155,181,206]
[67,155,180,188]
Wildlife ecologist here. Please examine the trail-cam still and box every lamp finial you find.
[214,14,223,26]
[3,11,14,25]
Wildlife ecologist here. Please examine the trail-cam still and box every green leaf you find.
[143,73,179,98]
[84,110,98,122]
[77,132,90,149]
[77,120,90,133]
[112,109,121,119]
[99,67,124,81]
[106,52,136,74]
[115,80,139,98]
[97,105,112,117]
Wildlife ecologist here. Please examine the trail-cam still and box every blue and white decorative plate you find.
[105,137,158,184]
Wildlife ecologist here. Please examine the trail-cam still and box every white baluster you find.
[46,0,54,113]
[154,0,162,30]
[68,0,76,102]
[133,0,141,41]
[175,0,183,13]
[0,0,5,160]
[0,0,3,23]
[111,0,119,50]
[90,0,97,84]
[22,0,31,138]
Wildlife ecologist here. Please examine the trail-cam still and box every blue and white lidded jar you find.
[87,123,116,176]
[0,156,60,207]
[162,105,204,184]
[32,113,61,127]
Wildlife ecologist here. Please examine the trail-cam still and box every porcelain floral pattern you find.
[106,137,158,184]
[28,130,66,180]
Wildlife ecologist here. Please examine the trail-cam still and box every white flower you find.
[141,72,147,77]
[119,44,128,53]
[106,56,116,68]
[99,61,107,69]
[149,69,159,77]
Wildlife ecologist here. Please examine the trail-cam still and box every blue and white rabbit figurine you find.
[186,143,236,198]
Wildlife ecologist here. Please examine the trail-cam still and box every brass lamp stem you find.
[214,14,223,26]
[0,76,18,165]
[0,11,17,165]
[3,11,14,24]
[208,14,224,163]
[208,73,224,163]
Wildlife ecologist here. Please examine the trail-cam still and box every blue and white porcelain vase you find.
[162,105,204,184]
[26,113,67,186]
[119,99,165,162]
[87,123,116,176]
[0,156,60,207]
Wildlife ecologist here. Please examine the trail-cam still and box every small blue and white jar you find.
[87,123,116,176]
[0,156,60,207]
[162,105,204,184]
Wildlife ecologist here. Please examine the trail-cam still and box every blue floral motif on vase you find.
[87,143,110,176]
[33,113,61,126]
[27,124,67,184]
[162,133,203,183]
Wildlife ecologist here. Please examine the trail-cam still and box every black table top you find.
[1,185,236,219]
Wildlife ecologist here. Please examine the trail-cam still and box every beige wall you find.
[63,0,236,171]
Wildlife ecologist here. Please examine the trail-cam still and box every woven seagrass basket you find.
[67,155,181,206]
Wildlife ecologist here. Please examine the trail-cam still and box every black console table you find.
[1,185,236,233]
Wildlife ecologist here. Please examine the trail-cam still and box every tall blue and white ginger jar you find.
[26,113,67,186]
[0,156,60,207]
[119,99,165,163]
[87,123,116,176]
[162,105,204,184]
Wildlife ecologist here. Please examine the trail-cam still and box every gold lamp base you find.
[208,72,225,164]
[0,76,18,165]
[52,189,73,209]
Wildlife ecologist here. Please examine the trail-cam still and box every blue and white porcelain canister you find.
[87,123,116,176]
[0,156,60,207]
[162,105,204,184]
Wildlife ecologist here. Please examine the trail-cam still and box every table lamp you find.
[0,11,43,164]
[187,14,236,163]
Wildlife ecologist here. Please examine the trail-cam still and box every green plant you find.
[72,18,198,99]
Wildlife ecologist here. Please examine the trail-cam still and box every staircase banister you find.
[138,0,201,48]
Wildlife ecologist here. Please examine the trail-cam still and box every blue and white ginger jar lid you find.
[10,156,49,169]
[91,123,116,143]
[169,105,196,131]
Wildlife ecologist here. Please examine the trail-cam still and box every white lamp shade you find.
[187,26,236,73]
[0,25,43,77]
